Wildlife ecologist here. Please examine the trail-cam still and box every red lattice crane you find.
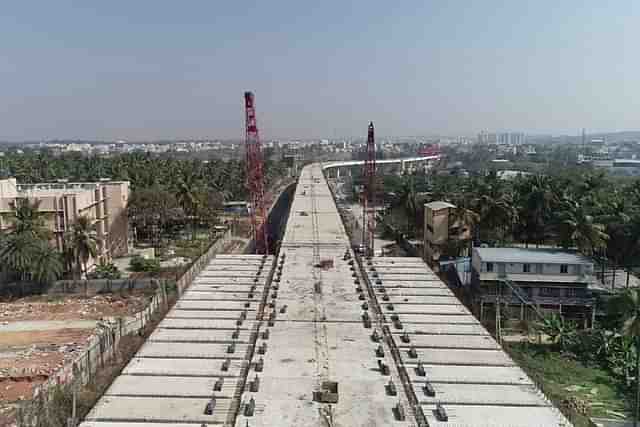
[363,121,376,257]
[244,91,269,254]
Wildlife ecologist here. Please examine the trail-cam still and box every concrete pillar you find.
[336,168,341,179]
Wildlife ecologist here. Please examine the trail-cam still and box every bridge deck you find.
[80,163,571,427]
[80,255,274,427]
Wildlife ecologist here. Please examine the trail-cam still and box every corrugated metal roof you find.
[424,201,455,210]
[474,247,592,265]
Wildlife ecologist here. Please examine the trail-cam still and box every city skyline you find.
[2,1,639,140]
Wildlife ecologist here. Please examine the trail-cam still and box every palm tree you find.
[7,198,50,239]
[608,288,640,427]
[473,176,517,244]
[68,216,98,278]
[31,244,63,286]
[395,175,419,234]
[515,175,557,247]
[556,197,609,256]
[0,233,40,281]
[175,172,202,240]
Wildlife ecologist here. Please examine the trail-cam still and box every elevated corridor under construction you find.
[81,163,571,427]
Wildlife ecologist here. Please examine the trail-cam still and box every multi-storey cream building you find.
[423,201,472,265]
[0,178,130,271]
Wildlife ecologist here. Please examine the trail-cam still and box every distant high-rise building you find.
[481,131,525,145]
[497,132,525,145]
[477,131,497,144]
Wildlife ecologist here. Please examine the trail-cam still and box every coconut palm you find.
[556,197,609,256]
[7,198,50,239]
[31,244,63,286]
[515,175,558,247]
[68,216,98,278]
[0,233,40,281]
[472,176,517,244]
[175,172,203,240]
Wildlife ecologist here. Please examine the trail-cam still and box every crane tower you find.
[244,91,269,254]
[363,121,376,257]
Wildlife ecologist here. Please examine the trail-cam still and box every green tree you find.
[472,174,517,244]
[174,172,203,240]
[556,197,609,255]
[31,244,63,286]
[68,216,98,279]
[0,233,40,281]
[6,198,50,239]
[514,175,557,247]
[536,314,577,351]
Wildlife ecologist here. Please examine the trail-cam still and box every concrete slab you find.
[175,300,256,311]
[418,383,548,406]
[385,304,467,315]
[395,334,499,350]
[407,365,533,385]
[421,404,566,427]
[387,295,464,305]
[137,341,250,359]
[123,357,244,377]
[189,283,257,292]
[377,281,448,289]
[85,396,230,424]
[166,309,251,320]
[105,375,237,398]
[150,328,251,343]
[390,322,490,335]
[387,313,474,324]
[236,377,410,427]
[181,291,260,300]
[160,318,254,330]
[402,348,515,366]
[375,274,440,282]
[384,289,456,297]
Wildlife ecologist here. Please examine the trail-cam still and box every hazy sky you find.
[1,1,639,140]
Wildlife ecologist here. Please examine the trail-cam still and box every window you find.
[565,288,581,297]
[523,263,531,273]
[560,264,568,274]
[486,262,493,272]
[540,287,560,297]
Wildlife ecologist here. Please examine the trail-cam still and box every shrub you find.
[89,261,122,279]
[129,255,160,273]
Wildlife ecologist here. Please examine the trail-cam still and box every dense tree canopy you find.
[382,167,640,263]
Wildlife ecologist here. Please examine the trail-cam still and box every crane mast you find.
[244,91,269,254]
[363,121,376,257]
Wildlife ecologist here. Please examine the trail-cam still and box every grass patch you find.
[507,342,630,422]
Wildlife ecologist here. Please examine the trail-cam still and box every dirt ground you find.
[0,293,149,322]
[0,292,151,421]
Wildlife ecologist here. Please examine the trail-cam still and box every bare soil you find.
[0,293,149,322]
[0,292,151,422]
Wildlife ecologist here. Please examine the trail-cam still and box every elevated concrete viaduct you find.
[80,162,571,427]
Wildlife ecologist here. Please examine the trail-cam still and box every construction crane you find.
[244,91,269,254]
[363,122,376,257]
